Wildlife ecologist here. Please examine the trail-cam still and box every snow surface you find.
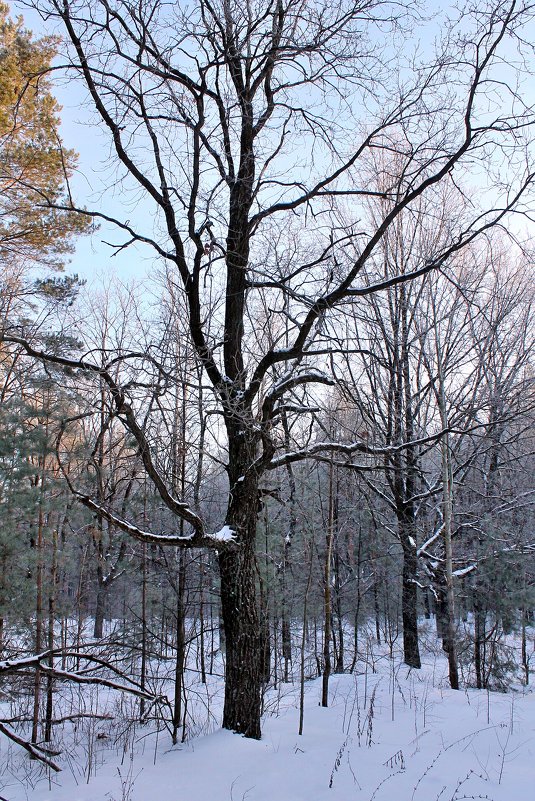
[2,634,533,801]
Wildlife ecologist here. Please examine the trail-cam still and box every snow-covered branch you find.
[0,722,61,772]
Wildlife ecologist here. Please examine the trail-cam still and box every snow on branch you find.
[266,419,504,471]
[451,543,535,579]
[207,525,237,543]
[0,650,162,701]
[0,722,61,772]
[270,367,334,398]
[452,565,477,578]
[0,647,169,773]
[417,525,444,558]
[260,367,335,423]
[73,493,236,550]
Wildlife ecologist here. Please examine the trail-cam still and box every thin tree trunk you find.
[45,527,58,742]
[31,497,45,745]
[521,607,529,685]
[374,580,381,644]
[0,553,6,656]
[139,543,147,721]
[398,285,421,669]
[334,547,344,673]
[299,542,314,736]
[350,526,363,673]
[199,557,207,685]
[474,597,485,689]
[281,411,296,683]
[171,361,188,744]
[435,329,459,689]
[172,550,187,745]
[258,520,271,684]
[75,544,88,672]
[322,459,335,707]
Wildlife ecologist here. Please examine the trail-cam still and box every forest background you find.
[0,0,533,783]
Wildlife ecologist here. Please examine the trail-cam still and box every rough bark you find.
[400,536,421,669]
[219,430,263,738]
[219,541,261,738]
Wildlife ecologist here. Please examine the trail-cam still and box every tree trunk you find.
[281,410,296,683]
[172,550,187,744]
[474,598,485,689]
[93,582,106,639]
[219,540,261,738]
[334,547,344,674]
[374,580,381,644]
[281,616,291,683]
[435,339,459,689]
[199,557,207,685]
[322,459,336,706]
[31,501,45,745]
[521,607,529,685]
[299,542,314,736]
[139,543,147,720]
[401,539,421,669]
[45,527,58,742]
[399,285,421,669]
[217,407,265,738]
[257,539,271,685]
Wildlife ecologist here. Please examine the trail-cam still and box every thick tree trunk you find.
[401,540,421,669]
[217,401,265,738]
[219,541,262,738]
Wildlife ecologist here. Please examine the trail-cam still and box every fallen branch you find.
[0,713,113,725]
[0,722,61,772]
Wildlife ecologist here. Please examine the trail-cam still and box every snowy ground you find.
[1,635,533,801]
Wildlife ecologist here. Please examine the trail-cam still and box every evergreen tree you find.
[0,2,89,274]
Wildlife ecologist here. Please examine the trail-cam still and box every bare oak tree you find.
[4,0,535,737]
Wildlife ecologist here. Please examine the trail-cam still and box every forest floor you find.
[1,625,533,801]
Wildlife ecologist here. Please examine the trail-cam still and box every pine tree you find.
[0,2,89,273]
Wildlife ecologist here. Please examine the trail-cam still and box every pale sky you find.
[12,1,158,285]
[10,1,535,287]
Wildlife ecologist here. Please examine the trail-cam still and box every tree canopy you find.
[0,2,88,272]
